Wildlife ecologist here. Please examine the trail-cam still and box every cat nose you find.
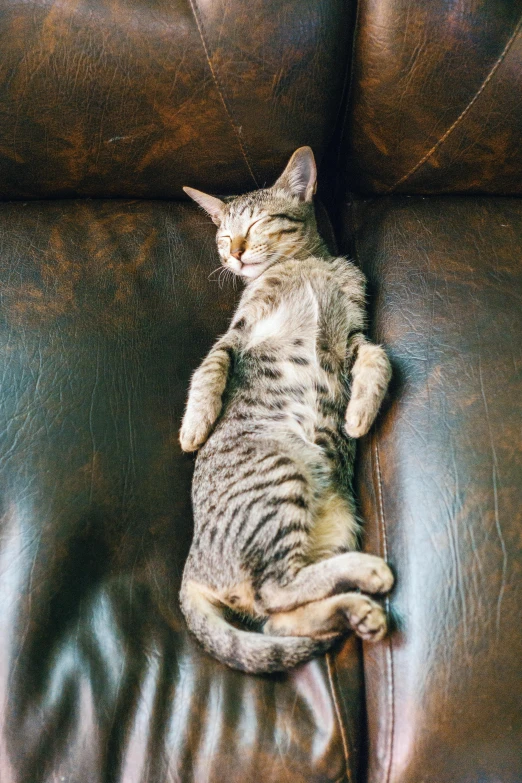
[230,237,245,260]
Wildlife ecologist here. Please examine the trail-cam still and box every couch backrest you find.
[0,0,353,199]
[344,0,522,194]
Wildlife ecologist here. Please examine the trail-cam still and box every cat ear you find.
[273,146,317,202]
[183,187,225,225]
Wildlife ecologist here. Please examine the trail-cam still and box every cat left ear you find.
[183,187,225,226]
[273,146,317,202]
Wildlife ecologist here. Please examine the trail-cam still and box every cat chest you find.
[244,283,348,361]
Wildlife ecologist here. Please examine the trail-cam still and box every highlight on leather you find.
[0,198,363,783]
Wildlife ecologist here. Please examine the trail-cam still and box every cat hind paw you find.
[346,595,387,642]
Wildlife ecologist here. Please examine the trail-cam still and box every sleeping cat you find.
[179,147,393,674]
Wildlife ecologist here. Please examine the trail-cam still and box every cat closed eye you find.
[245,217,268,233]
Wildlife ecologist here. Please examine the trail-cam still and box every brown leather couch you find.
[0,1,520,781]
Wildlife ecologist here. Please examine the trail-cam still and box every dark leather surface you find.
[346,195,522,782]
[345,0,522,194]
[0,0,353,200]
[0,199,363,783]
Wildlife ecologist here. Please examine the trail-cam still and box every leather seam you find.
[186,0,259,187]
[385,13,522,193]
[373,437,395,783]
[351,200,395,783]
[326,652,353,783]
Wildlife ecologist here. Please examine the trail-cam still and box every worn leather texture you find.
[2,0,522,779]
[0,0,353,200]
[0,199,363,783]
[345,0,522,194]
[347,196,522,783]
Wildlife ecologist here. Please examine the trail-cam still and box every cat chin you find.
[239,263,268,280]
[225,258,269,279]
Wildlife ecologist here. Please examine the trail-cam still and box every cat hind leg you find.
[259,550,394,615]
[264,592,387,642]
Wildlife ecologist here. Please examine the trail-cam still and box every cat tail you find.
[180,581,334,674]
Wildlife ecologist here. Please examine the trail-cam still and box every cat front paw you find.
[345,399,375,438]
[179,416,213,452]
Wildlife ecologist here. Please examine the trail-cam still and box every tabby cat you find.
[179,147,393,674]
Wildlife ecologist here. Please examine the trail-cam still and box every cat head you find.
[183,147,323,281]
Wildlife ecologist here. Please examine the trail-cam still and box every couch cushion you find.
[344,0,522,194]
[0,0,353,200]
[347,195,522,782]
[0,199,363,783]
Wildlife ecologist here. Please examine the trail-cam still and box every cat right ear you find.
[183,187,225,226]
[273,146,317,202]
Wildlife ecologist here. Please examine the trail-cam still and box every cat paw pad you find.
[346,596,387,642]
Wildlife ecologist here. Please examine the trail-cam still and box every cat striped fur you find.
[180,147,393,674]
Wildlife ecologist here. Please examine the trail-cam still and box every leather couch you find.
[0,1,520,781]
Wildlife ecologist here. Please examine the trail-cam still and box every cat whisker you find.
[219,267,234,289]
[208,265,225,280]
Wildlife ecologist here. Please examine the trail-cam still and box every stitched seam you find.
[385,14,522,193]
[326,652,353,783]
[373,439,388,561]
[373,437,395,783]
[352,199,395,782]
[186,0,259,187]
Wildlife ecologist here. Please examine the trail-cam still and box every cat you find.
[179,147,393,674]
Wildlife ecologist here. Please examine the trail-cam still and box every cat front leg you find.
[345,335,391,438]
[180,334,237,452]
